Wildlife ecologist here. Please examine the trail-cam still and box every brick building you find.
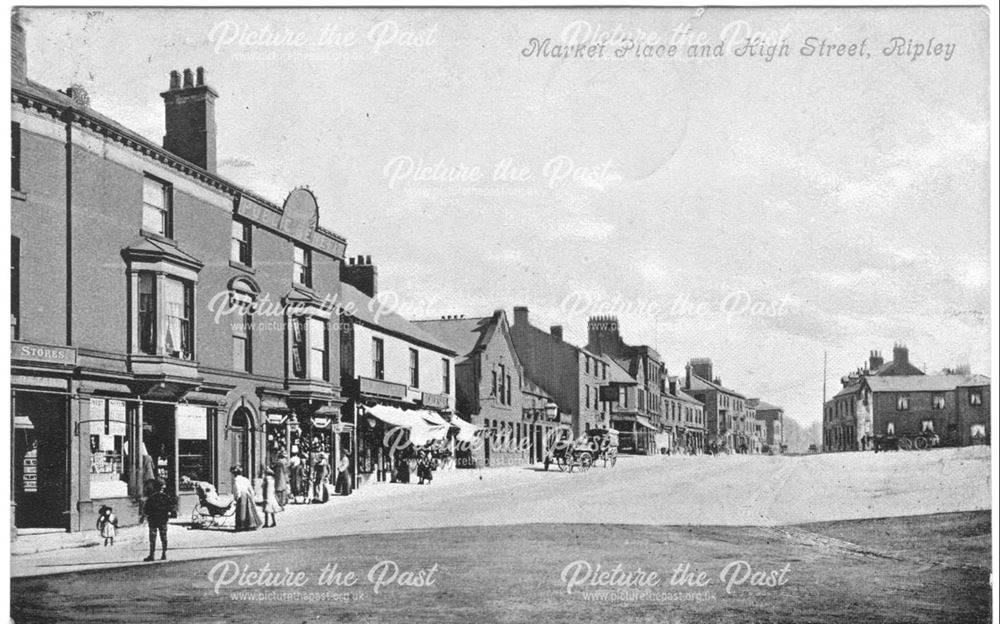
[748,399,784,452]
[10,19,350,533]
[415,310,541,468]
[684,358,753,453]
[586,316,664,454]
[509,307,611,437]
[823,345,990,450]
[337,265,455,486]
[662,375,706,454]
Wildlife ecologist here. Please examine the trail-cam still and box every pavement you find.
[9,446,992,578]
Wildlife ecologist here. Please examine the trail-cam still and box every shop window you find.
[969,388,983,406]
[372,337,385,380]
[293,244,312,288]
[88,398,129,499]
[896,394,910,411]
[177,405,211,491]
[932,393,945,410]
[231,219,252,266]
[142,175,172,238]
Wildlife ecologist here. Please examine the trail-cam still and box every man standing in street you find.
[141,479,172,562]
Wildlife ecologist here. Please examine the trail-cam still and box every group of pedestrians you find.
[136,450,354,562]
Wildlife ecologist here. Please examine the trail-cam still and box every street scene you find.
[11,447,993,623]
[5,5,994,624]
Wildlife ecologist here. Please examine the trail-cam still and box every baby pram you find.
[188,481,236,529]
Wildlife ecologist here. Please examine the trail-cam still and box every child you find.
[141,479,172,561]
[96,505,118,546]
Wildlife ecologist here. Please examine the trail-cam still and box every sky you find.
[19,7,992,430]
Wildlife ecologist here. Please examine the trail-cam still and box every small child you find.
[97,505,118,546]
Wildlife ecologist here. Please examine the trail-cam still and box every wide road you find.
[12,446,991,578]
[10,447,992,623]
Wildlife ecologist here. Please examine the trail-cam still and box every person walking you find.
[335,451,352,496]
[261,468,281,528]
[96,505,118,547]
[231,466,261,532]
[141,479,172,561]
[289,452,304,503]
[312,453,331,503]
[417,450,434,485]
[272,451,290,508]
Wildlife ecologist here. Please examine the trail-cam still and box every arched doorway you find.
[230,407,255,481]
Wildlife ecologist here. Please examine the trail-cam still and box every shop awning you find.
[365,404,450,445]
[451,415,481,443]
[635,416,658,431]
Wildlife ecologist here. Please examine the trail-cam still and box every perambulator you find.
[188,481,236,529]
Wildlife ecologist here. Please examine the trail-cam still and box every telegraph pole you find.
[821,351,828,450]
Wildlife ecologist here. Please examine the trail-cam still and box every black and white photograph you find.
[4,4,997,623]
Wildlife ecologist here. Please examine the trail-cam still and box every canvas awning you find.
[365,404,450,445]
[635,416,658,431]
[451,415,481,443]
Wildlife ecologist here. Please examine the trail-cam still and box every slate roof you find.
[338,284,455,354]
[864,374,991,393]
[413,317,493,364]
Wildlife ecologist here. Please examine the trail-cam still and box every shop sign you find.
[311,416,331,429]
[267,412,287,425]
[236,192,346,258]
[11,341,77,365]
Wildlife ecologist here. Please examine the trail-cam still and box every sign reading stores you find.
[11,341,78,365]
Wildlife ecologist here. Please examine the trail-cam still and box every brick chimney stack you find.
[869,350,884,371]
[892,343,909,367]
[341,255,378,298]
[689,358,713,383]
[11,10,27,84]
[161,66,218,172]
[513,306,529,327]
[550,325,563,341]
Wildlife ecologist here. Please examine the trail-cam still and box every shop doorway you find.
[12,392,69,530]
[230,407,255,480]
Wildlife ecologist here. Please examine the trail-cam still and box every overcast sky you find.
[20,7,991,429]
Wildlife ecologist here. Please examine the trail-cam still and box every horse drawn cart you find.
[544,427,618,473]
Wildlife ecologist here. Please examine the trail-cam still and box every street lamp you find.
[544,401,559,421]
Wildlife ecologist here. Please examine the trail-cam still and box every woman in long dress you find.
[231,466,261,531]
[335,452,352,496]
[261,468,281,528]
[312,453,330,503]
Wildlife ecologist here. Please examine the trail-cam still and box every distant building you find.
[509,307,611,437]
[823,345,990,450]
[416,310,551,468]
[749,399,784,452]
[586,316,665,454]
[684,359,753,453]
[665,376,706,453]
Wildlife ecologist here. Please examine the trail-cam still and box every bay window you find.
[289,314,328,381]
[133,271,193,360]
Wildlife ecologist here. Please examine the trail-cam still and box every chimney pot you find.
[196,66,205,86]
[169,70,181,90]
[366,255,372,265]
[183,68,194,88]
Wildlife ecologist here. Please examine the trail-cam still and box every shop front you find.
[12,389,70,530]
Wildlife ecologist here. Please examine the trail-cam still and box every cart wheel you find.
[914,436,928,450]
[898,438,912,451]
